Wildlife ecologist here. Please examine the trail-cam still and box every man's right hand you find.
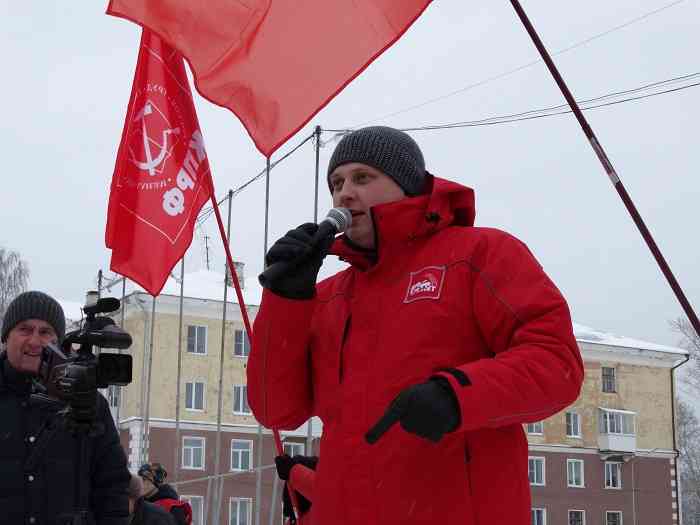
[262,223,332,300]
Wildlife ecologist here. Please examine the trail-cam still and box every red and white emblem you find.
[403,266,446,303]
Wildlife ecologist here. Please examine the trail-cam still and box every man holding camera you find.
[0,291,130,525]
[248,126,584,525]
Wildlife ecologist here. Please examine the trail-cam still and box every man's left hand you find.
[365,378,460,444]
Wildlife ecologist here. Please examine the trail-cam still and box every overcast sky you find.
[1,1,698,349]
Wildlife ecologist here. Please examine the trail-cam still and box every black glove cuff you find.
[430,377,461,432]
[267,282,316,301]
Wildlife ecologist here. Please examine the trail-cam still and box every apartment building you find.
[527,324,687,525]
[99,268,687,525]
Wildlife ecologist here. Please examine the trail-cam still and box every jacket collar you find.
[330,174,475,270]
[0,351,35,396]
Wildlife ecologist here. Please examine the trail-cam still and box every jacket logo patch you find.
[404,266,446,303]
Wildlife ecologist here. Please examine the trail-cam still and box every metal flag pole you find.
[205,164,295,523]
[268,476,280,525]
[254,158,271,525]
[115,277,127,429]
[212,190,233,525]
[174,259,185,483]
[306,125,323,456]
[509,0,700,338]
[142,296,157,465]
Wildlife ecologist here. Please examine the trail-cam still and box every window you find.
[183,495,204,525]
[599,409,635,435]
[526,422,544,435]
[233,385,251,415]
[528,457,545,486]
[567,459,585,488]
[230,497,252,525]
[187,325,207,354]
[531,508,546,525]
[566,412,581,438]
[568,510,585,525]
[283,441,305,457]
[234,329,251,357]
[606,511,623,525]
[231,440,253,471]
[605,462,622,489]
[182,437,205,470]
[602,367,616,393]
[107,385,120,409]
[186,382,205,411]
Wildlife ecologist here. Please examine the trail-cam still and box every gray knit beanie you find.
[327,126,426,196]
[1,291,66,343]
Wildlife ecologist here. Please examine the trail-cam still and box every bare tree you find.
[672,318,700,396]
[673,318,700,524]
[679,401,700,524]
[0,247,30,325]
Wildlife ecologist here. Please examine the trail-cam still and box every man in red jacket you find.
[248,126,584,525]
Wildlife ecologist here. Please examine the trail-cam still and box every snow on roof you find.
[573,322,686,355]
[131,269,263,306]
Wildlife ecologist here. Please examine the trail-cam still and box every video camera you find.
[37,291,133,426]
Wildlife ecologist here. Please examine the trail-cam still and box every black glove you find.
[261,223,333,300]
[275,454,319,523]
[365,378,460,444]
[275,454,319,480]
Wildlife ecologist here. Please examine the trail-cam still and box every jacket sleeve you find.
[247,290,315,429]
[91,393,130,525]
[434,230,584,432]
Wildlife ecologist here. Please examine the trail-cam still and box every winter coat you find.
[248,176,584,525]
[0,351,130,525]
[130,499,175,525]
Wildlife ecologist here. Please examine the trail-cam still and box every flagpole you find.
[255,157,271,525]
[115,277,126,429]
[306,125,322,457]
[174,259,185,483]
[509,0,700,338]
[206,162,297,523]
[212,190,233,525]
[142,295,157,465]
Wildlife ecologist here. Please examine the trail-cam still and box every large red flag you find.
[106,30,213,296]
[106,0,432,156]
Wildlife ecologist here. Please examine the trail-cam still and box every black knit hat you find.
[327,126,426,196]
[1,291,66,343]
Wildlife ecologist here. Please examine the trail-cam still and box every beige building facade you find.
[526,327,687,525]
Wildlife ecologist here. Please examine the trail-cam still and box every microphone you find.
[258,207,352,288]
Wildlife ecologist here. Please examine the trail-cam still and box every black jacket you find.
[145,485,187,525]
[131,500,175,525]
[0,352,130,525]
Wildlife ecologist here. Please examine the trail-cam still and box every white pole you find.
[212,191,233,525]
[174,260,185,482]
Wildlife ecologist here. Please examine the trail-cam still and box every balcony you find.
[598,407,637,454]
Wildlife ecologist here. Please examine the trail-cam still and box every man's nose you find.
[336,181,355,204]
[28,331,45,347]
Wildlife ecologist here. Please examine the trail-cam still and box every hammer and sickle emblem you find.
[132,103,180,176]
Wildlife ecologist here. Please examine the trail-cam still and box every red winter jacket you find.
[248,176,584,525]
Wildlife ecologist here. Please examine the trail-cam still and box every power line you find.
[326,71,700,134]
[195,131,315,226]
[350,0,688,128]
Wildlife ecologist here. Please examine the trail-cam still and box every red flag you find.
[106,30,213,296]
[107,0,432,156]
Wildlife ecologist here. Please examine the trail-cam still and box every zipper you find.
[339,315,351,383]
